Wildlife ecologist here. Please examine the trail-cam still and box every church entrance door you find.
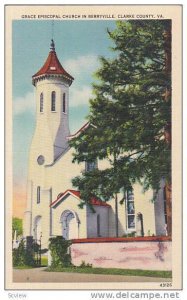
[61,210,78,240]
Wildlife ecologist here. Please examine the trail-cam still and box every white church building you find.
[24,40,167,248]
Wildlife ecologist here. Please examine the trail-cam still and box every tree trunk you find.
[165,182,172,236]
[115,194,119,237]
[113,152,119,238]
[163,22,172,236]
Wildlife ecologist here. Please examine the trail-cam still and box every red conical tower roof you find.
[32,39,74,86]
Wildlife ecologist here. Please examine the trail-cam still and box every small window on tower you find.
[51,91,56,111]
[40,93,43,112]
[37,186,41,204]
[63,93,66,113]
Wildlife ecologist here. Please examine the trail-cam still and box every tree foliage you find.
[49,236,72,268]
[12,239,35,267]
[70,20,171,208]
[12,217,23,238]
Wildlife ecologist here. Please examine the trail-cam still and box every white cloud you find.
[13,91,35,116]
[64,55,98,108]
[64,54,99,79]
[69,86,93,107]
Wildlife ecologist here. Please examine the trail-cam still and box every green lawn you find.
[41,256,48,266]
[14,256,48,269]
[46,266,172,278]
[14,265,34,269]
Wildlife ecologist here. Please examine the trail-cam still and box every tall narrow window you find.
[40,93,43,112]
[37,186,41,204]
[97,214,101,237]
[63,93,66,113]
[51,91,56,111]
[126,190,135,230]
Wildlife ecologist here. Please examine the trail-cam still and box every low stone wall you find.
[71,236,172,271]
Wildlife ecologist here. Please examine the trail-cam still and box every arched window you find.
[40,93,43,112]
[51,91,56,111]
[63,93,66,113]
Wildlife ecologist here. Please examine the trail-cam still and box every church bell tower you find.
[24,40,74,237]
[31,39,74,165]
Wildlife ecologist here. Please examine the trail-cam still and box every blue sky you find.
[13,20,116,196]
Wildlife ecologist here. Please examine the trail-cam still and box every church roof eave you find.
[67,122,96,140]
[50,189,111,209]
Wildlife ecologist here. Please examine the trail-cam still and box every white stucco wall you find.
[26,184,52,248]
[29,77,70,167]
[86,205,109,238]
[45,147,84,194]
[25,144,158,245]
[133,184,156,237]
[51,193,87,239]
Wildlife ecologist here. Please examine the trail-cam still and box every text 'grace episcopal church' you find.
[24,40,167,248]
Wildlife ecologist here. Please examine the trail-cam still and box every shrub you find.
[13,239,35,267]
[80,261,92,268]
[48,236,72,268]
[122,231,136,238]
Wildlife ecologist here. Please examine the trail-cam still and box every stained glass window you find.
[126,190,135,229]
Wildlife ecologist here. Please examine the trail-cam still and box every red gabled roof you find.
[50,189,111,208]
[32,40,74,85]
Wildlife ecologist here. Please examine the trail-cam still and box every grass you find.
[46,266,172,278]
[13,262,172,278]
[41,256,48,267]
[14,256,48,269]
[14,265,34,269]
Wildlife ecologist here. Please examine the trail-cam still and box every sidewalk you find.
[13,267,172,283]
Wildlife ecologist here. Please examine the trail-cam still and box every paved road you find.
[13,267,172,283]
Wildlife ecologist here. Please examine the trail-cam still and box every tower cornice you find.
[32,73,73,86]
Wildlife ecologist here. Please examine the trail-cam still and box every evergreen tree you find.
[70,20,171,236]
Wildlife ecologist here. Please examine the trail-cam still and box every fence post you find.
[26,236,33,252]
